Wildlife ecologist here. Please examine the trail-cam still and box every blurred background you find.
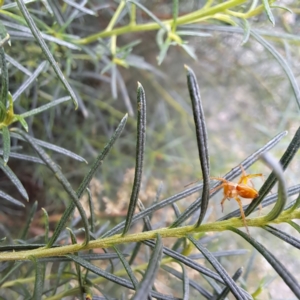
[1,0,300,298]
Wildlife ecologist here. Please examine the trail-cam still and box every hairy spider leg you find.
[238,165,263,186]
[234,196,250,235]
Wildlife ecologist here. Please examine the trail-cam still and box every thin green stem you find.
[75,0,248,44]
[105,0,126,31]
[1,209,299,262]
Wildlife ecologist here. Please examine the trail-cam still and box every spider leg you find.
[210,182,226,195]
[238,165,263,186]
[220,195,228,212]
[234,196,250,235]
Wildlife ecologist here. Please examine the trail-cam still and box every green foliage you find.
[0,1,299,299]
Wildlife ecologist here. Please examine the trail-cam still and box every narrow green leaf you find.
[127,0,167,30]
[263,225,300,249]
[41,208,49,243]
[12,60,48,102]
[143,240,224,283]
[181,44,197,60]
[0,262,23,287]
[30,256,45,300]
[20,201,37,240]
[2,126,10,164]
[5,53,32,76]
[33,253,126,263]
[65,255,176,300]
[245,126,300,216]
[216,267,243,300]
[0,23,9,121]
[114,246,139,289]
[132,234,163,300]
[230,227,300,298]
[16,0,79,108]
[162,265,212,299]
[0,157,28,200]
[189,249,248,259]
[181,263,189,300]
[260,153,287,221]
[86,188,95,233]
[10,131,87,163]
[123,84,146,235]
[0,151,44,164]
[262,0,275,26]
[51,261,68,296]
[67,228,84,299]
[11,115,28,131]
[0,243,47,251]
[129,242,142,266]
[0,53,7,120]
[157,40,171,66]
[270,5,293,14]
[137,199,152,231]
[287,220,300,233]
[203,274,223,294]
[188,236,248,300]
[172,0,179,31]
[20,96,71,118]
[176,30,211,37]
[286,192,300,213]
[240,19,250,45]
[47,114,127,247]
[185,65,210,227]
[251,31,300,109]
[67,254,134,289]
[11,128,90,246]
[170,130,287,228]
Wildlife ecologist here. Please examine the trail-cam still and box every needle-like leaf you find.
[188,236,248,300]
[245,126,300,216]
[11,128,90,246]
[41,208,49,244]
[66,255,176,300]
[46,114,127,247]
[67,228,84,299]
[262,0,275,26]
[0,190,24,207]
[185,65,210,227]
[250,31,300,110]
[114,246,139,289]
[260,153,287,221]
[16,0,79,108]
[20,96,71,118]
[263,225,300,249]
[2,126,10,164]
[230,227,300,298]
[10,131,87,163]
[12,60,48,102]
[20,200,37,240]
[30,256,45,300]
[162,265,212,299]
[0,157,28,200]
[132,234,163,300]
[216,267,243,300]
[123,83,146,235]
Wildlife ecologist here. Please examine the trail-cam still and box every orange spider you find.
[210,166,263,234]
